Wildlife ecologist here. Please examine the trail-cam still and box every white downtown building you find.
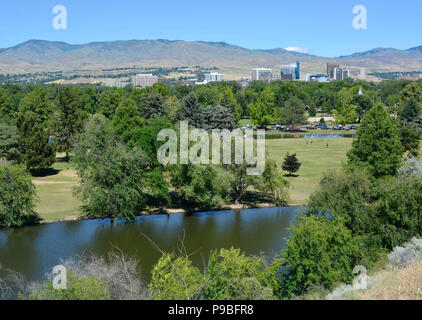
[204,73,223,82]
[131,74,159,88]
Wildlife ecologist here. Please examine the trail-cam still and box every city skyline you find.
[1,0,421,57]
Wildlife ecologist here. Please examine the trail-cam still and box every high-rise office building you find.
[327,63,340,79]
[333,67,350,80]
[205,73,223,82]
[131,74,158,88]
[280,61,300,80]
[251,68,273,81]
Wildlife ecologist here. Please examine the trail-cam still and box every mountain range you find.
[1,39,422,78]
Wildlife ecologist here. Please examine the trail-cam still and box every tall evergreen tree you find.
[0,123,19,162]
[400,97,420,123]
[17,112,56,170]
[112,98,143,145]
[18,87,52,125]
[347,103,403,177]
[178,93,202,128]
[142,92,167,119]
[52,87,86,161]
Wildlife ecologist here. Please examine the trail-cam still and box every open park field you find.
[33,137,355,222]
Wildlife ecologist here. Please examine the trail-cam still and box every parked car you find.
[241,125,253,130]
[306,125,317,130]
[346,125,357,130]
[271,124,285,131]
[285,125,301,132]
[315,123,328,130]
[333,124,344,130]
[256,125,268,130]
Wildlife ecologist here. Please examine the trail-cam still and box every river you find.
[0,206,301,284]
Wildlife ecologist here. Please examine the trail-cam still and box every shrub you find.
[387,238,422,270]
[398,157,422,178]
[203,248,274,300]
[148,253,203,300]
[29,270,110,300]
[274,216,362,298]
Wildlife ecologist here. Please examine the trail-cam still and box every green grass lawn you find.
[266,137,353,205]
[33,161,82,222]
[33,138,354,221]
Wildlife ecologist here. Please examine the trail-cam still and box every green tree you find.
[281,97,307,126]
[312,89,336,114]
[0,123,19,162]
[275,216,361,298]
[347,103,403,177]
[399,97,421,123]
[282,153,302,176]
[141,92,167,119]
[199,105,237,130]
[250,87,276,125]
[0,163,38,228]
[170,164,232,209]
[307,169,373,235]
[112,98,143,145]
[18,87,52,125]
[52,87,87,161]
[400,82,422,104]
[16,112,56,171]
[177,93,203,128]
[0,88,13,122]
[308,105,317,117]
[73,115,153,221]
[400,123,420,157]
[99,90,123,118]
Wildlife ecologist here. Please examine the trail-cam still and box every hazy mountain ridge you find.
[1,39,422,77]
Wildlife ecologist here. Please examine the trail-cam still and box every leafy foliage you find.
[275,216,362,298]
[16,112,56,170]
[0,163,38,228]
[282,153,302,176]
[347,103,403,178]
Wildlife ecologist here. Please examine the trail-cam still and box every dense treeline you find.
[1,78,422,299]
[1,78,422,228]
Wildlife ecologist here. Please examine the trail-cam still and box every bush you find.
[203,248,274,300]
[0,163,38,227]
[274,216,362,298]
[29,270,110,300]
[370,176,422,249]
[148,253,203,300]
[398,157,422,178]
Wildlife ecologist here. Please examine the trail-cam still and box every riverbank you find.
[38,202,284,224]
[33,137,354,223]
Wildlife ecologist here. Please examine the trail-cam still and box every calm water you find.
[0,207,300,283]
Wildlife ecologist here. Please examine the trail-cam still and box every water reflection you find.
[0,207,299,282]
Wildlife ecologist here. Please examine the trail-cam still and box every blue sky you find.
[0,0,421,57]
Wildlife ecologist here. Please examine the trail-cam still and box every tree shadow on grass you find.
[240,191,273,206]
[30,167,60,177]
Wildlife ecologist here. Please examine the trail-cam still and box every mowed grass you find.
[266,137,353,205]
[33,161,82,222]
[33,138,354,221]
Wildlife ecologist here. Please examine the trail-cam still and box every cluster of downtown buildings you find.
[251,62,359,83]
[102,62,366,88]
